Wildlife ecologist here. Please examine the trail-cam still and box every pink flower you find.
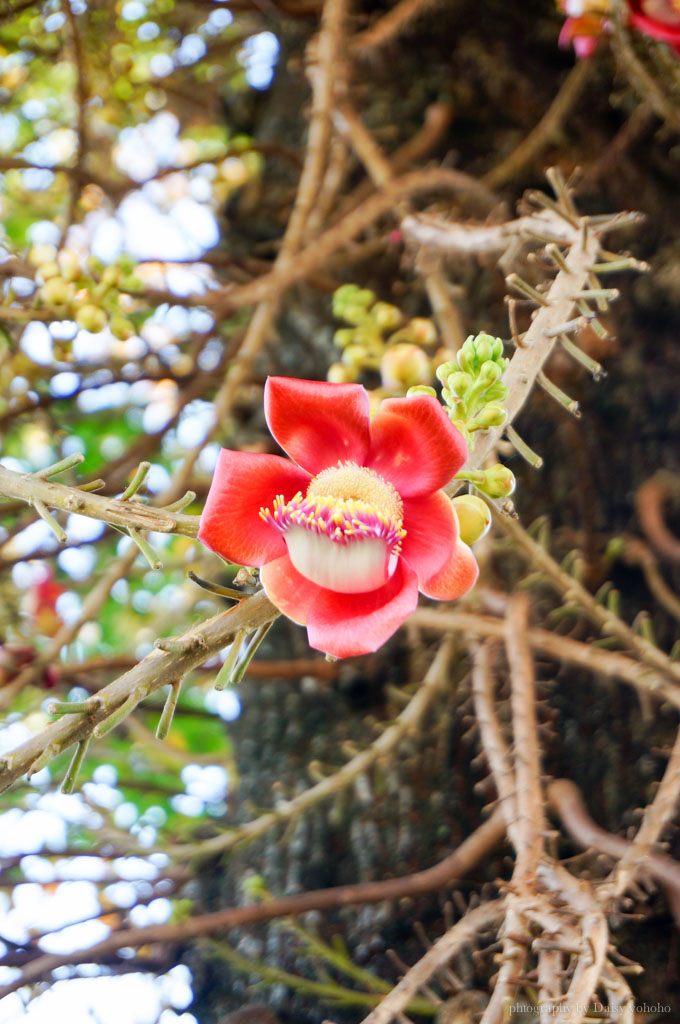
[557,0,680,55]
[558,10,609,55]
[198,377,478,658]
[629,0,680,52]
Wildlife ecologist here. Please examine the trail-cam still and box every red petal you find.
[306,562,419,658]
[401,490,458,583]
[264,377,370,475]
[260,553,322,625]
[198,449,310,567]
[366,395,468,497]
[420,539,478,601]
[629,7,680,44]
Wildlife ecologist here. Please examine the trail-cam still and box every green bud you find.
[484,381,509,403]
[101,267,120,288]
[380,343,431,390]
[457,341,476,375]
[327,361,357,383]
[478,360,503,388]
[342,343,369,370]
[407,317,437,346]
[436,359,457,385]
[341,302,371,326]
[353,325,381,349]
[42,277,76,306]
[117,254,136,275]
[407,384,437,398]
[373,302,403,331]
[333,328,356,349]
[109,314,135,340]
[332,283,357,317]
[447,371,473,397]
[451,494,491,545]
[475,337,494,363]
[354,288,375,309]
[119,275,143,292]
[38,261,60,281]
[477,464,516,499]
[87,256,104,275]
[75,303,107,333]
[469,402,507,430]
[59,251,81,281]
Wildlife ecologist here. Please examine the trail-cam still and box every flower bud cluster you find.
[418,332,516,501]
[435,332,510,440]
[32,246,141,340]
[329,283,439,394]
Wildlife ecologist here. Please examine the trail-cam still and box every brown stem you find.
[0,812,505,999]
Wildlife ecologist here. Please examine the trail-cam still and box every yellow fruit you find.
[451,494,491,545]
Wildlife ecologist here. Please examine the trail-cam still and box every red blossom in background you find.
[557,0,680,56]
[29,570,65,639]
[198,377,478,658]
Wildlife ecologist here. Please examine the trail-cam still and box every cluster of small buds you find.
[411,332,516,502]
[435,332,510,441]
[329,284,439,394]
[30,246,142,339]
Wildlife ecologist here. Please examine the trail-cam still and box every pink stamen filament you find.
[260,493,406,553]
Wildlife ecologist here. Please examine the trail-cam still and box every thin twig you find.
[412,607,680,709]
[355,901,506,1024]
[0,817,505,998]
[481,62,592,190]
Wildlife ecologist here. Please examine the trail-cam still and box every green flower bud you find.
[457,341,476,375]
[333,328,356,349]
[341,303,371,326]
[87,256,104,275]
[39,261,60,281]
[373,302,403,331]
[407,384,437,398]
[109,314,135,340]
[28,244,56,267]
[101,267,120,288]
[477,464,516,499]
[118,275,143,292]
[327,361,357,383]
[58,251,81,281]
[447,371,473,397]
[354,288,375,309]
[436,359,457,385]
[478,360,503,388]
[341,343,369,370]
[353,325,382,349]
[75,303,107,333]
[332,284,357,317]
[407,317,437,346]
[484,381,509,403]
[474,337,494,363]
[469,402,507,430]
[117,254,136,275]
[451,494,491,545]
[41,277,76,306]
[380,343,431,390]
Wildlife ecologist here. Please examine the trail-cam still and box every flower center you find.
[260,462,406,593]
